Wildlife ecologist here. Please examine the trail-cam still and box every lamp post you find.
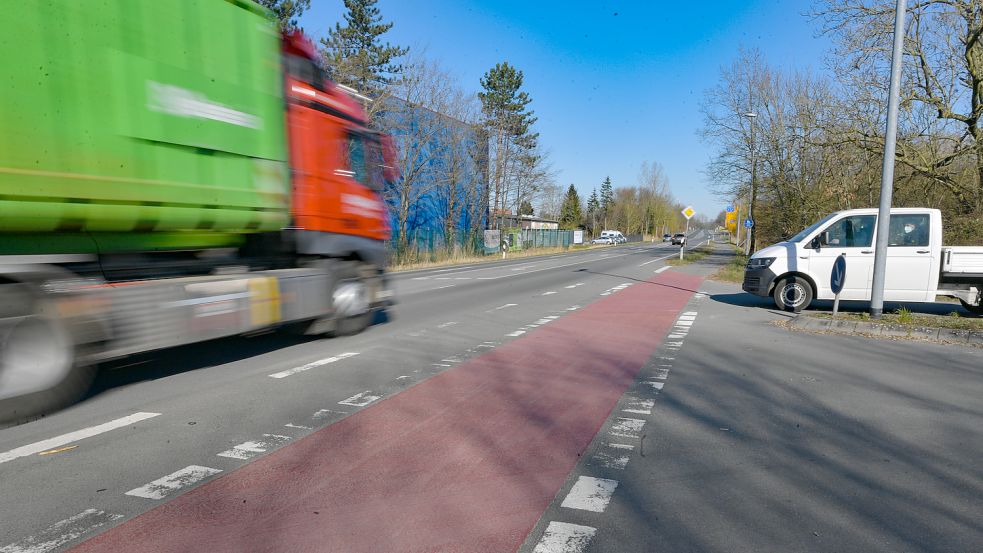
[743,111,758,256]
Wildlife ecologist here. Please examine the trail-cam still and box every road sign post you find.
[680,206,695,260]
[743,218,754,255]
[831,253,847,319]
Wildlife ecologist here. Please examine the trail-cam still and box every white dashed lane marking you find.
[0,412,161,466]
[217,434,291,461]
[0,509,124,553]
[542,291,557,296]
[338,391,382,407]
[622,398,654,415]
[610,417,646,439]
[654,265,671,274]
[532,521,597,553]
[125,465,222,500]
[561,476,619,513]
[268,352,359,379]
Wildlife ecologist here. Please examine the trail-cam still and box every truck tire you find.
[773,276,813,313]
[0,286,93,424]
[330,261,373,337]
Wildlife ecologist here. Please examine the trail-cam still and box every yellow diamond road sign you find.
[681,206,695,220]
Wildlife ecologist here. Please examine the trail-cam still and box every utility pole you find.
[870,0,907,319]
[743,111,758,256]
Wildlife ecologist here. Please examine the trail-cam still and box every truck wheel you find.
[773,277,813,313]
[958,299,983,316]
[330,262,372,337]
[0,287,93,424]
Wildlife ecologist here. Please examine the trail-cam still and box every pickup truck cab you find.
[743,208,983,313]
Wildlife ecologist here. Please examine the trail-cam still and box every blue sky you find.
[300,1,832,219]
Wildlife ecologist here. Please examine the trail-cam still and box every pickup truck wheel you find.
[958,299,983,316]
[773,277,813,313]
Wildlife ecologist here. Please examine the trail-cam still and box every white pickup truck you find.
[743,208,983,314]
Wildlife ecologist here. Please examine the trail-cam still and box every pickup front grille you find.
[744,276,761,289]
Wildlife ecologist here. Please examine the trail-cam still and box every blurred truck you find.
[0,1,397,421]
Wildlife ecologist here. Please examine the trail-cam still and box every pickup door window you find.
[885,213,934,301]
[811,215,876,300]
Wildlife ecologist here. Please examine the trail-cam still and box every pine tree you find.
[600,176,614,229]
[320,0,408,95]
[586,188,600,233]
[256,0,310,31]
[519,200,534,216]
[479,62,539,228]
[559,185,583,230]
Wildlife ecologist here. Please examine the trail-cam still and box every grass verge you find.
[711,248,748,283]
[811,308,983,330]
[391,244,598,272]
[665,244,713,266]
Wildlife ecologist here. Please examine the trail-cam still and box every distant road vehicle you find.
[592,236,614,245]
[743,208,983,313]
[663,233,672,242]
[671,233,687,245]
[600,230,627,244]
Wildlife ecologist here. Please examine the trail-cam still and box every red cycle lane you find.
[72,271,702,553]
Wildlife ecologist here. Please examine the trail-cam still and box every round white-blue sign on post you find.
[744,218,754,229]
[831,254,847,295]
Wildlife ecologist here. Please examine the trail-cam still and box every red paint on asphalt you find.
[72,271,702,553]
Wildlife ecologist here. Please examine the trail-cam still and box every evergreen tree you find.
[600,176,614,228]
[519,199,534,216]
[479,62,539,228]
[586,188,600,233]
[559,184,583,229]
[256,0,310,31]
[320,0,408,95]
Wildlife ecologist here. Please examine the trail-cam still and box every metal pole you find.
[680,218,689,260]
[746,113,757,256]
[870,0,907,319]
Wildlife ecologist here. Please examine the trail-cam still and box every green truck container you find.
[0,0,290,254]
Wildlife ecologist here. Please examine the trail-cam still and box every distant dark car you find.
[662,233,671,241]
[671,233,686,245]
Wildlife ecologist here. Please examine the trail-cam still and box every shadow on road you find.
[85,310,391,401]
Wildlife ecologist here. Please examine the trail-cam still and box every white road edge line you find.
[125,465,222,500]
[654,265,671,274]
[532,521,597,553]
[268,352,359,379]
[0,508,124,553]
[0,412,161,465]
[560,476,619,512]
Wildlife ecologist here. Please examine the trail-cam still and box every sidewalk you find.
[520,248,983,553]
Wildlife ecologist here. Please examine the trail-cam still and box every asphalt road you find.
[4,234,979,553]
[518,251,983,553]
[0,235,706,552]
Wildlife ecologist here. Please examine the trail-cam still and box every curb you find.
[788,315,983,348]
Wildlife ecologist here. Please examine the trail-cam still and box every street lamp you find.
[743,111,758,256]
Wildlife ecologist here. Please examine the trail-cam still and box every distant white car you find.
[591,236,613,245]
[600,230,627,244]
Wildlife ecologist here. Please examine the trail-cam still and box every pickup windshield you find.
[788,213,838,243]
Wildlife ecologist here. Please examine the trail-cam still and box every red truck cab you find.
[280,32,391,268]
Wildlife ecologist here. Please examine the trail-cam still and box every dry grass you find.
[665,244,713,266]
[711,249,748,283]
[812,310,983,329]
[390,244,599,272]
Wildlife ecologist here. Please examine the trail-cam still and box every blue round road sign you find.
[830,254,847,295]
[744,218,754,229]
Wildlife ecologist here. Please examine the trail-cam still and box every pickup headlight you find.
[746,257,776,270]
